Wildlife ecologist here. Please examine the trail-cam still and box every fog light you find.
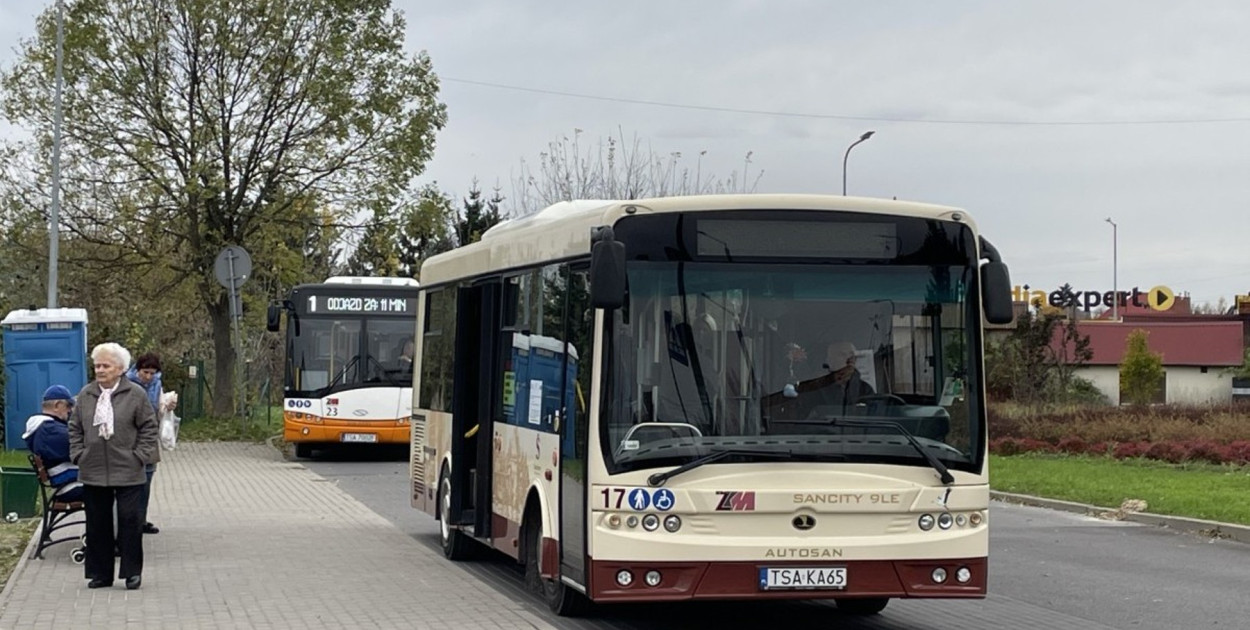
[616,570,634,587]
[663,515,682,532]
[642,514,660,531]
[607,514,621,528]
[645,570,662,587]
[955,514,968,527]
[918,514,935,531]
[938,513,954,530]
[931,567,947,583]
[956,566,972,584]
[969,512,984,526]
[626,515,639,528]
[301,427,310,435]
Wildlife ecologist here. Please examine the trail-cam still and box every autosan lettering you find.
[764,547,844,558]
[1012,284,1175,312]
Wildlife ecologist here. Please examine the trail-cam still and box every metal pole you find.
[227,251,243,418]
[47,0,66,308]
[1106,218,1118,320]
[841,130,876,195]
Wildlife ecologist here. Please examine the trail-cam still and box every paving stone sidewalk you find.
[0,442,554,630]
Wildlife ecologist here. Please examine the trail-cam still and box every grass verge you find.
[178,415,280,443]
[0,518,38,593]
[991,453,1250,526]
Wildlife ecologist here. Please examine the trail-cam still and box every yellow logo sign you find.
[1146,285,1174,311]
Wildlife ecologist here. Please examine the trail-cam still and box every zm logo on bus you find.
[716,491,756,512]
[287,399,313,409]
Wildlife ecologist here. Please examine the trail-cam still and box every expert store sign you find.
[1013,284,1176,312]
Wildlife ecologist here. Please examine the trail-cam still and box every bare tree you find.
[509,127,764,216]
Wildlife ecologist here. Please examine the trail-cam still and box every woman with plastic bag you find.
[126,352,176,535]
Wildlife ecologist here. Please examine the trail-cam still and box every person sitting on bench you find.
[22,385,84,502]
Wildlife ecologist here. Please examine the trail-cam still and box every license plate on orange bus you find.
[759,567,848,590]
[341,433,377,443]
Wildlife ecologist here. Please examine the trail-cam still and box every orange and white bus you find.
[268,276,420,457]
[409,194,1013,615]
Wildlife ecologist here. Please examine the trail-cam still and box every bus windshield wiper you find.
[829,418,955,485]
[647,448,793,487]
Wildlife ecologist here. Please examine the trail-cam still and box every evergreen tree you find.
[1120,329,1164,406]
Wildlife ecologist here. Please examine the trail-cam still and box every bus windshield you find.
[285,316,415,397]
[603,261,983,476]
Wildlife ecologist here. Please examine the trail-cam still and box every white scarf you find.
[94,384,117,440]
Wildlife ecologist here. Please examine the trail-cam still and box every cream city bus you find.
[267,276,420,458]
[409,194,1013,616]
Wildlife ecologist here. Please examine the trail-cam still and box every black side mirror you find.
[981,261,1013,324]
[589,227,626,309]
[266,303,282,332]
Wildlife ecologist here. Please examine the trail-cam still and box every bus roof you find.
[418,193,977,287]
[324,276,419,286]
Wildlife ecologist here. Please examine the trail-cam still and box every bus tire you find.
[836,597,889,615]
[294,443,312,459]
[524,508,590,616]
[439,472,473,560]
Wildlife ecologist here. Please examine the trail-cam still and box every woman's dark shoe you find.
[125,575,142,590]
[87,579,112,589]
[142,522,160,534]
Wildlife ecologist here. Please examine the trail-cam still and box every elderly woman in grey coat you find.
[69,342,159,590]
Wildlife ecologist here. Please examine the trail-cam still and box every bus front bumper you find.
[283,416,410,445]
[587,557,986,602]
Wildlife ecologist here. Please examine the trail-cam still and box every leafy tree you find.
[1,0,447,414]
[984,308,1095,404]
[1120,329,1164,406]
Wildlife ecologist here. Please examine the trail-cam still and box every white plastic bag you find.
[159,391,181,451]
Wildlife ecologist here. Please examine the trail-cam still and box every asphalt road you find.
[305,446,1249,630]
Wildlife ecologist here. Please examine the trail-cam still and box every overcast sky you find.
[4,1,1249,307]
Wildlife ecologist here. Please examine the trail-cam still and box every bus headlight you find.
[918,514,935,531]
[641,514,660,531]
[955,514,968,527]
[645,570,662,586]
[956,566,972,584]
[931,567,947,583]
[626,515,639,528]
[938,513,954,530]
[663,515,682,532]
[616,570,634,587]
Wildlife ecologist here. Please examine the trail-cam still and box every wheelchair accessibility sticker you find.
[652,489,675,511]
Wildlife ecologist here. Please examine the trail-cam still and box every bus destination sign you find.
[305,295,415,315]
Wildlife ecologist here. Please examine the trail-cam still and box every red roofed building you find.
[1060,320,1244,404]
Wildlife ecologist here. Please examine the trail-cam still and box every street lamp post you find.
[842,130,876,195]
[1106,218,1118,320]
[47,0,66,309]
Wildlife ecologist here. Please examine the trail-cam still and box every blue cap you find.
[42,385,75,406]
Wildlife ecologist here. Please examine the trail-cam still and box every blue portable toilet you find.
[1,308,89,450]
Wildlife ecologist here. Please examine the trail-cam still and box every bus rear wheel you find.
[836,597,889,615]
[524,510,590,616]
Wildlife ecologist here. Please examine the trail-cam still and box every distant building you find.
[1073,320,1243,405]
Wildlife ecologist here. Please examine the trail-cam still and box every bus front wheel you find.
[836,597,889,615]
[439,473,473,560]
[524,510,590,616]
[293,443,312,459]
